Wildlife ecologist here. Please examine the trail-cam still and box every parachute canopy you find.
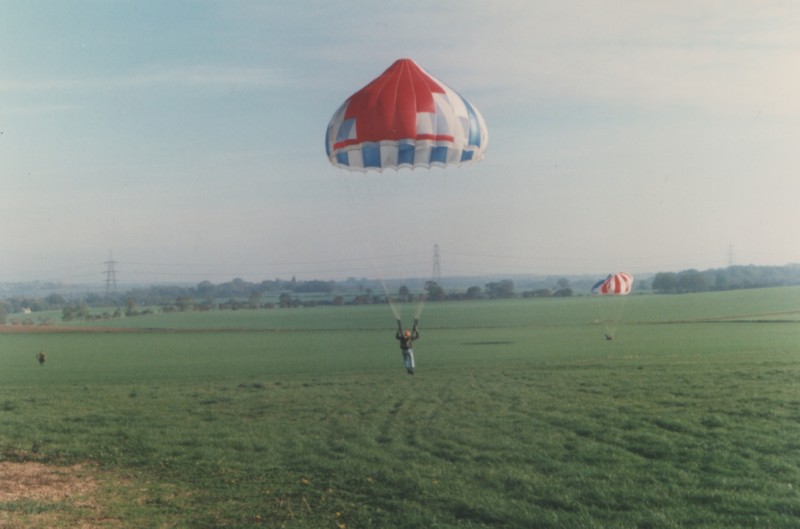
[325,58,488,172]
[591,272,634,295]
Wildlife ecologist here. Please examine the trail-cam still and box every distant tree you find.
[553,287,573,297]
[248,291,262,309]
[175,296,194,312]
[62,306,75,322]
[485,280,514,299]
[76,302,90,320]
[278,292,293,308]
[652,272,678,294]
[465,286,482,300]
[195,280,216,298]
[523,288,553,298]
[0,303,7,324]
[294,280,335,293]
[424,281,446,301]
[82,293,100,306]
[713,270,730,291]
[556,278,571,290]
[677,269,707,293]
[199,298,217,311]
[258,280,280,293]
[221,298,244,310]
[398,285,410,302]
[125,297,138,316]
[351,294,372,305]
[45,293,66,308]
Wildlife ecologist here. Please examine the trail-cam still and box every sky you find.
[2,1,799,285]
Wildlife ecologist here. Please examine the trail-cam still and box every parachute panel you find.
[591,272,634,296]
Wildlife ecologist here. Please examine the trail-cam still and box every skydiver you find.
[396,319,419,375]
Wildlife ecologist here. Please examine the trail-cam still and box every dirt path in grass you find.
[0,461,113,528]
[0,460,187,528]
[0,462,96,503]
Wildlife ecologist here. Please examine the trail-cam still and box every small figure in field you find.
[605,334,613,341]
[36,351,46,365]
[396,319,419,375]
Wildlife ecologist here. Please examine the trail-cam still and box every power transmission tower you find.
[104,252,118,298]
[432,243,441,283]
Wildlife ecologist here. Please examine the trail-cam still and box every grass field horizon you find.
[1,287,799,528]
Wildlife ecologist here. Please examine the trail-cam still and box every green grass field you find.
[1,287,799,528]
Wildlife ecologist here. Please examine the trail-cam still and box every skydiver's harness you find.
[396,319,419,350]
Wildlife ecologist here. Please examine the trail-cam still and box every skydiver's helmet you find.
[404,330,411,337]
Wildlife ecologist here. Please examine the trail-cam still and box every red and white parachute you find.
[324,59,488,324]
[592,272,634,295]
[591,272,634,340]
[325,58,488,172]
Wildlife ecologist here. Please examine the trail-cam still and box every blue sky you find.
[2,1,799,284]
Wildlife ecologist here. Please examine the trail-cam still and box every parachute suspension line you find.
[339,169,401,321]
[375,265,401,321]
[414,292,427,321]
[363,178,403,321]
[601,294,630,339]
[412,173,455,324]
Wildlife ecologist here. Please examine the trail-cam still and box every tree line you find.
[2,264,799,323]
[411,265,800,300]
[650,264,800,294]
[0,277,533,322]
